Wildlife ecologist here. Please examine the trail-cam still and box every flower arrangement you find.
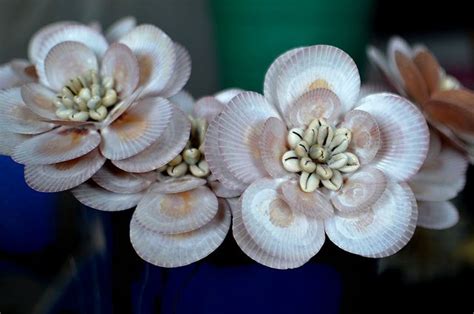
[0,18,471,269]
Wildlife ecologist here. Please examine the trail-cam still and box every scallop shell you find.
[259,117,292,179]
[193,96,225,123]
[325,181,417,258]
[356,93,429,181]
[214,88,244,104]
[0,132,30,156]
[241,178,325,261]
[413,48,441,94]
[92,162,153,194]
[160,42,191,98]
[130,197,230,267]
[366,45,404,95]
[105,16,137,43]
[151,175,207,194]
[416,201,459,230]
[24,148,105,192]
[169,90,195,115]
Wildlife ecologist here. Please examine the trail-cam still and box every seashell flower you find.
[0,59,37,89]
[72,89,242,267]
[0,18,191,194]
[367,36,474,162]
[208,45,430,269]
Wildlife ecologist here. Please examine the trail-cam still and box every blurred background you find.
[0,0,473,313]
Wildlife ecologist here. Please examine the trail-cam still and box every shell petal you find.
[44,41,98,91]
[13,126,100,165]
[287,88,342,127]
[193,96,225,123]
[0,132,31,156]
[394,49,429,105]
[276,45,360,115]
[130,198,230,267]
[101,43,140,98]
[413,48,441,95]
[231,197,310,269]
[34,24,108,87]
[366,46,404,94]
[151,175,207,194]
[159,42,191,98]
[325,181,417,258]
[259,117,292,179]
[409,147,468,201]
[0,59,35,89]
[241,178,325,261]
[134,186,218,234]
[417,201,459,230]
[0,87,55,134]
[217,92,280,184]
[204,114,247,191]
[72,181,143,211]
[387,36,414,87]
[356,93,429,181]
[112,106,190,172]
[339,109,381,164]
[331,167,387,217]
[100,96,173,160]
[105,16,137,43]
[208,181,242,198]
[281,180,334,220]
[119,24,176,96]
[169,90,194,115]
[214,88,244,104]
[21,83,57,120]
[92,162,153,193]
[263,48,304,111]
[24,148,105,192]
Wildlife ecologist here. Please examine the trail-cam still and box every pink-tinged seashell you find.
[275,45,360,115]
[281,180,334,220]
[366,46,405,95]
[217,92,280,184]
[417,201,459,230]
[325,181,417,258]
[119,24,176,96]
[425,129,442,161]
[287,88,342,127]
[21,83,57,120]
[24,148,105,192]
[409,147,468,202]
[0,132,31,156]
[44,41,98,91]
[134,186,218,234]
[169,90,194,115]
[356,93,429,182]
[105,16,137,43]
[160,43,191,98]
[101,43,140,98]
[151,175,207,194]
[387,36,414,87]
[331,167,387,217]
[214,88,244,104]
[130,198,230,267]
[259,117,292,179]
[100,96,173,160]
[204,114,247,191]
[339,109,381,164]
[208,181,242,198]
[0,59,36,89]
[92,162,153,194]
[12,126,100,165]
[359,83,391,100]
[34,24,108,86]
[193,96,225,123]
[0,87,55,134]
[413,48,441,95]
[72,181,143,211]
[112,106,190,172]
[231,197,310,269]
[263,47,304,111]
[240,178,325,262]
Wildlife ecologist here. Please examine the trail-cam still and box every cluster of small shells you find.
[281,118,360,192]
[54,70,118,122]
[159,117,210,178]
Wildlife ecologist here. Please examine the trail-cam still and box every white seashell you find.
[327,153,348,169]
[316,164,332,180]
[294,140,309,157]
[339,152,360,173]
[160,43,192,98]
[189,160,210,177]
[281,150,301,172]
[167,162,188,177]
[92,162,153,194]
[299,171,319,193]
[299,157,316,173]
[417,201,459,230]
[287,128,304,149]
[321,169,343,191]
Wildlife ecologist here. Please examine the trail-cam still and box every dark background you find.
[0,0,473,313]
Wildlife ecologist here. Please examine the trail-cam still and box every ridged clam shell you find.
[151,175,207,194]
[92,162,153,194]
[259,117,292,179]
[416,201,459,230]
[160,43,191,98]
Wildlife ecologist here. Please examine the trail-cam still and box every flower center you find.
[53,70,118,122]
[281,118,360,193]
[160,117,210,179]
